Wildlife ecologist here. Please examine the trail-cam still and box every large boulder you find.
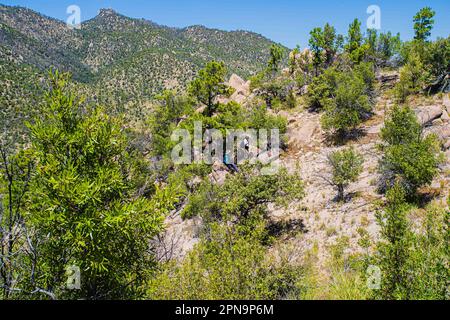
[228,74,246,90]
[443,94,450,112]
[288,118,319,149]
[209,161,228,185]
[376,71,400,90]
[415,105,443,126]
[427,124,450,149]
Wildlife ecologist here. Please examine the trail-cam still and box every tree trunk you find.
[337,184,345,202]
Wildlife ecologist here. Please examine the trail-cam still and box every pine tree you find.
[188,61,233,117]
[413,7,435,41]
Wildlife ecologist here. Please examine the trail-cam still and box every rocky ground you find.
[156,73,450,268]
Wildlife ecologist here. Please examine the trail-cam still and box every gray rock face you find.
[442,110,450,121]
[217,74,251,105]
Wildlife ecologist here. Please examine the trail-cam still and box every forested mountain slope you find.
[0,5,284,89]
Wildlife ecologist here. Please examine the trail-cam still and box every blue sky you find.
[1,0,449,48]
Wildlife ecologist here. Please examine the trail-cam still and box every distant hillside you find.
[0,5,287,102]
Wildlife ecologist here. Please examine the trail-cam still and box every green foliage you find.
[365,30,402,67]
[0,146,34,299]
[305,67,339,110]
[379,105,440,197]
[398,34,449,98]
[404,204,449,299]
[309,27,325,74]
[373,183,411,299]
[25,71,178,299]
[250,44,294,109]
[395,53,430,102]
[308,23,342,73]
[149,220,307,300]
[322,24,343,67]
[178,101,288,142]
[325,237,369,300]
[353,62,376,99]
[268,44,284,73]
[148,90,194,157]
[380,105,422,145]
[424,36,450,78]
[372,184,448,300]
[327,148,364,201]
[255,77,296,109]
[188,61,234,116]
[306,62,375,116]
[345,19,366,63]
[413,7,435,41]
[150,165,306,300]
[289,46,300,75]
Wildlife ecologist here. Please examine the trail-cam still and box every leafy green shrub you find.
[306,62,375,115]
[365,30,402,67]
[413,7,435,42]
[305,67,339,111]
[371,183,448,300]
[148,90,194,157]
[188,61,234,116]
[182,164,304,223]
[404,203,449,299]
[150,162,306,300]
[321,72,372,138]
[149,221,307,300]
[380,105,422,145]
[395,53,430,102]
[344,19,369,64]
[424,36,450,78]
[373,183,412,299]
[25,71,179,299]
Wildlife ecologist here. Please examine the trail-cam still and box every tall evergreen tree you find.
[188,61,233,117]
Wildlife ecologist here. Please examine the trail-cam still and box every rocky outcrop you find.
[376,71,400,90]
[286,112,322,151]
[209,161,229,185]
[427,124,450,149]
[415,105,443,126]
[443,94,450,112]
[154,213,201,262]
[414,100,450,149]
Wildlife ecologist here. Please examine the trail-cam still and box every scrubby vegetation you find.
[379,105,441,197]
[326,148,364,201]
